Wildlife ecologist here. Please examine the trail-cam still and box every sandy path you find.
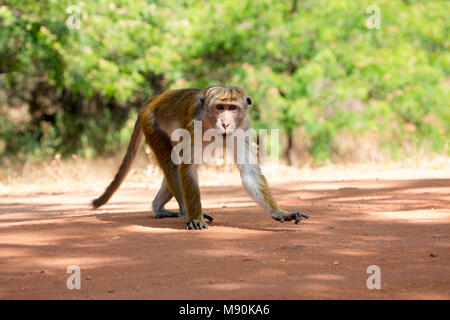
[0,167,449,299]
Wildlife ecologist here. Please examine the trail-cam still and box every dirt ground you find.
[0,162,449,299]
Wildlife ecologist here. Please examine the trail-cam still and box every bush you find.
[0,0,448,166]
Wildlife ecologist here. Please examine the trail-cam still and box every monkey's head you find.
[200,85,252,136]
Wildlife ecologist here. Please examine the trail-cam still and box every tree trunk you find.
[284,128,293,166]
[291,0,298,13]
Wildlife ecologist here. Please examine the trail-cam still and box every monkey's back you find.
[140,88,202,135]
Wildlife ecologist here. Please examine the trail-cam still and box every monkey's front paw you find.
[186,219,209,230]
[271,211,309,225]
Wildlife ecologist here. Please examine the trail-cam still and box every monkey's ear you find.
[247,97,252,105]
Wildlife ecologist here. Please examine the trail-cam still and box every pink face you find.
[212,101,245,135]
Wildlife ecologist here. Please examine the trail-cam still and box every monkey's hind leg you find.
[152,178,213,221]
[152,178,180,219]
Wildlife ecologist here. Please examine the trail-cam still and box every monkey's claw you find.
[186,220,209,230]
[271,211,309,225]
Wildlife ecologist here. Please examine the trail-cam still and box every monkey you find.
[92,85,309,230]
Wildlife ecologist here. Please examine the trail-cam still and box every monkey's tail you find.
[91,115,143,209]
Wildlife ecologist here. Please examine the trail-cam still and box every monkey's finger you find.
[293,212,309,224]
[196,220,208,229]
[186,220,208,230]
[203,213,214,222]
[186,221,197,230]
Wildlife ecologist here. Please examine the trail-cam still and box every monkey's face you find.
[201,86,252,135]
[206,100,247,136]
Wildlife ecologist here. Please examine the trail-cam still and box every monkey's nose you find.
[222,122,230,130]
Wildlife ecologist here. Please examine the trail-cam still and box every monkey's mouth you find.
[217,128,232,136]
[222,131,235,137]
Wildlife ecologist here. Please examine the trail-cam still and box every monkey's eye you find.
[228,105,236,111]
[216,105,224,110]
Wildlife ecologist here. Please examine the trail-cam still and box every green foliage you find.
[0,0,448,165]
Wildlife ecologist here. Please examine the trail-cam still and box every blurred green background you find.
[0,0,448,168]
